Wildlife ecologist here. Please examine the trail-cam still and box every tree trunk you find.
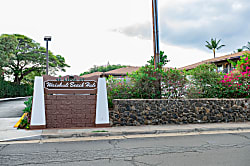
[14,74,20,85]
[213,49,216,58]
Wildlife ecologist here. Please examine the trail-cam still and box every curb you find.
[0,135,42,142]
[0,97,29,102]
[41,126,250,139]
[1,126,250,143]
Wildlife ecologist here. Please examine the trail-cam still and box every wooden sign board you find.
[43,75,99,94]
[44,80,97,90]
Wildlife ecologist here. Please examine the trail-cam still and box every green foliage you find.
[235,52,250,72]
[106,75,133,107]
[128,51,170,99]
[186,53,250,99]
[0,35,18,69]
[162,69,187,99]
[0,78,33,98]
[233,48,244,53]
[107,52,177,107]
[22,97,33,113]
[205,38,225,58]
[243,42,250,51]
[129,65,162,99]
[219,53,250,98]
[106,65,163,108]
[186,63,223,98]
[80,64,127,76]
[147,51,169,68]
[0,34,70,84]
[19,96,33,129]
[19,115,30,129]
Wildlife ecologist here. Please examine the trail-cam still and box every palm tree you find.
[243,41,250,50]
[205,38,225,58]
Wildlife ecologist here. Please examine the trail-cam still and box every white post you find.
[30,76,46,129]
[95,77,109,126]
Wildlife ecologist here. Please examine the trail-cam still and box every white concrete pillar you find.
[95,77,109,126]
[30,76,46,129]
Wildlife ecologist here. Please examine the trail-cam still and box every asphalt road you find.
[0,132,250,166]
[0,98,28,118]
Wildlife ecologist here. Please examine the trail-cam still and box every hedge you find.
[0,78,33,98]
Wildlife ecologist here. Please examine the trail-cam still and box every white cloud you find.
[2,0,248,76]
[118,0,250,53]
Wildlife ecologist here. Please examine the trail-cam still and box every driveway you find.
[0,98,28,118]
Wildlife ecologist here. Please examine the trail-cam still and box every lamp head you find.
[44,36,52,41]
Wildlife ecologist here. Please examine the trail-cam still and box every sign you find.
[44,80,97,90]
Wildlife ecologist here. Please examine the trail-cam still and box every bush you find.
[161,68,187,98]
[106,52,249,106]
[129,65,162,99]
[219,53,250,98]
[107,53,189,106]
[106,75,133,108]
[0,78,33,98]
[18,96,32,129]
[186,64,223,98]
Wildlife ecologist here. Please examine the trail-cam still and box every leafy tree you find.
[1,34,70,84]
[243,41,250,51]
[205,38,225,58]
[0,35,18,75]
[80,64,127,76]
[147,51,169,68]
[147,51,170,98]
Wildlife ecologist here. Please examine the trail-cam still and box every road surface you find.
[0,98,27,118]
[0,132,249,166]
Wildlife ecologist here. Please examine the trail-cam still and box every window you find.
[217,65,223,72]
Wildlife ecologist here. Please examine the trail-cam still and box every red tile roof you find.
[80,66,140,78]
[80,72,103,78]
[179,51,250,70]
[104,66,140,76]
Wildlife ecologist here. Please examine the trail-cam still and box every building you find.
[80,66,140,79]
[179,51,250,73]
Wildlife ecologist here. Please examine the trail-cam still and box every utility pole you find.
[152,0,160,69]
[152,0,161,99]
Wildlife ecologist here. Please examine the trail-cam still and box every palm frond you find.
[205,44,213,49]
[217,39,221,45]
[217,44,225,50]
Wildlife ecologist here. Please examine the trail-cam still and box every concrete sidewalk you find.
[0,118,42,142]
[1,117,250,142]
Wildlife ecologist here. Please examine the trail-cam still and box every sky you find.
[1,0,250,75]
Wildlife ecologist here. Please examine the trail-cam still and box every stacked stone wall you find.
[111,99,250,126]
[45,94,96,128]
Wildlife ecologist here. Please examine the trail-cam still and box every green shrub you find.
[162,68,187,99]
[0,78,33,98]
[22,96,33,113]
[219,53,250,98]
[129,65,162,99]
[106,75,133,108]
[186,64,223,98]
[18,96,32,129]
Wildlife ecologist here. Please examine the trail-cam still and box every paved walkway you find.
[1,117,250,142]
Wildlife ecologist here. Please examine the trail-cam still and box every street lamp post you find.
[44,36,51,75]
[152,0,160,69]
